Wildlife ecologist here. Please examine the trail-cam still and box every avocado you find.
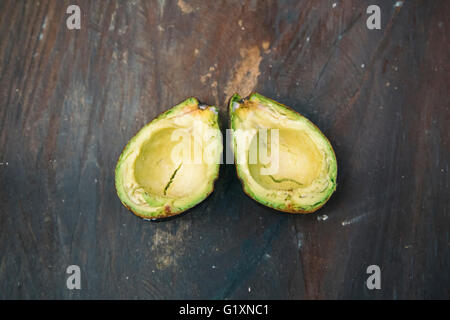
[229,93,337,213]
[115,98,222,219]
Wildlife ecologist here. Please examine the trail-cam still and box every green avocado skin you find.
[229,92,337,214]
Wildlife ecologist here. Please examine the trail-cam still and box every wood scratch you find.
[341,213,370,226]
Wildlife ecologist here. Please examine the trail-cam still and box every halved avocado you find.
[115,98,222,219]
[229,93,337,213]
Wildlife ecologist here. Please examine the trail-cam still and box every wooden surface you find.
[0,0,449,299]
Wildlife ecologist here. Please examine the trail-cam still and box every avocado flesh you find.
[230,93,337,213]
[115,98,222,219]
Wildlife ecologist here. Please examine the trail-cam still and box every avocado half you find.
[229,93,337,213]
[115,98,222,219]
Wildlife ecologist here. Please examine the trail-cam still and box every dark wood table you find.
[0,0,448,299]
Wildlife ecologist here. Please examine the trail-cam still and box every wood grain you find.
[0,0,448,299]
